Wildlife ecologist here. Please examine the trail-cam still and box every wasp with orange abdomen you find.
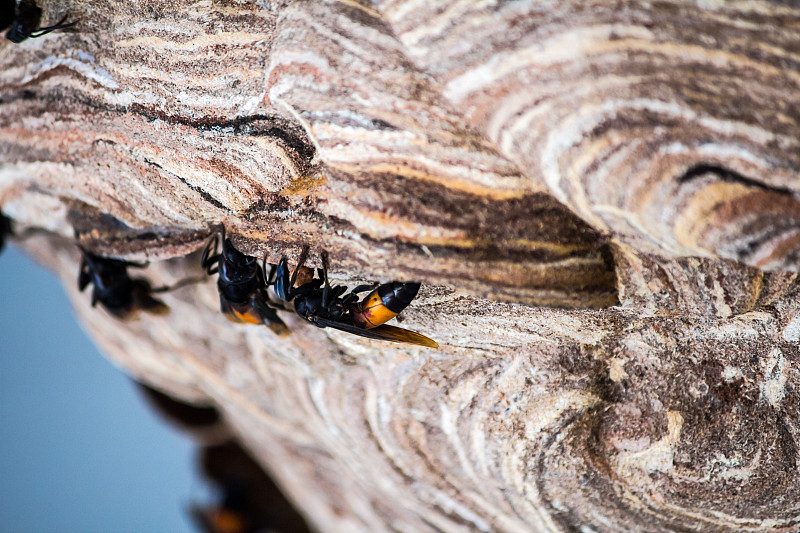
[201,229,289,337]
[274,247,437,348]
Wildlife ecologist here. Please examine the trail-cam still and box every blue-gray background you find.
[0,245,205,532]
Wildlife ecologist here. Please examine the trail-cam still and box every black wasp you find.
[201,228,289,337]
[79,249,172,319]
[274,248,438,348]
[1,0,76,43]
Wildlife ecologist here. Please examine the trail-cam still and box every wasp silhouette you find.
[201,229,289,337]
[190,441,312,533]
[0,212,11,256]
[134,384,311,533]
[2,0,77,43]
[78,250,184,319]
[274,248,438,348]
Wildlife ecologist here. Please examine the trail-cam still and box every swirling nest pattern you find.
[3,1,800,532]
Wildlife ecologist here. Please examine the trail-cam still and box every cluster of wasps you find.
[198,228,437,347]
[87,228,437,348]
[2,217,437,348]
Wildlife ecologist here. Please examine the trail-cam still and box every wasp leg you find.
[289,245,310,289]
[320,252,329,308]
[78,256,91,291]
[350,283,378,295]
[201,233,220,274]
[28,14,78,38]
[78,249,101,291]
[262,250,274,286]
[341,292,360,307]
[125,260,150,269]
[319,253,346,304]
[264,262,277,286]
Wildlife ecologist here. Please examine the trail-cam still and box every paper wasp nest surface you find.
[3,1,800,531]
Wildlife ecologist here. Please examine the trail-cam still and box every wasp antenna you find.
[33,17,77,35]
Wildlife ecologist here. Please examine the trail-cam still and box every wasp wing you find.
[312,317,438,348]
[370,324,439,348]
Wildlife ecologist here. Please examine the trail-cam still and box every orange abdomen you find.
[352,282,420,329]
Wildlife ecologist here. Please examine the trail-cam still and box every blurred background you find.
[0,242,311,533]
[0,244,204,531]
